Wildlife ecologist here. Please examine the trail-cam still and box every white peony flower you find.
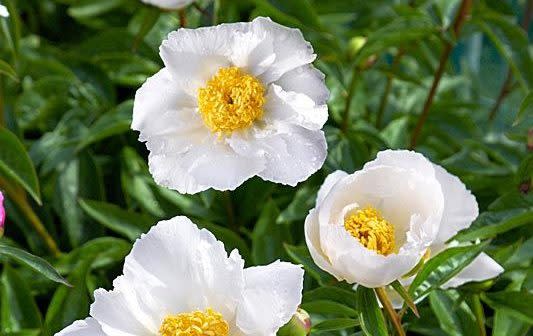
[140,0,195,10]
[132,17,329,194]
[305,150,503,288]
[56,216,304,336]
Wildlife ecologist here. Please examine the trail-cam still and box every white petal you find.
[148,136,266,193]
[230,31,275,76]
[364,149,436,179]
[148,152,209,194]
[121,216,245,320]
[274,65,329,105]
[160,27,235,94]
[258,126,327,186]
[263,84,328,130]
[442,252,504,289]
[304,209,343,280]
[236,261,304,336]
[432,164,479,246]
[251,17,316,83]
[141,0,194,10]
[91,277,157,336]
[316,170,348,206]
[132,68,196,134]
[228,125,326,187]
[55,318,105,336]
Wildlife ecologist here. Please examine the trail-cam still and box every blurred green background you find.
[0,0,532,335]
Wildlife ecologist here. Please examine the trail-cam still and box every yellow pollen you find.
[198,67,265,134]
[344,206,396,255]
[159,308,229,336]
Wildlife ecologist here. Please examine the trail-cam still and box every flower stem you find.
[341,67,359,132]
[375,287,406,336]
[223,191,237,230]
[178,9,187,27]
[488,0,532,122]
[0,177,61,257]
[376,48,405,128]
[409,0,472,149]
[471,294,487,336]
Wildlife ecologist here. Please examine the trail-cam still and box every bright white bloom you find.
[0,5,9,17]
[304,150,503,288]
[56,216,304,336]
[132,17,328,194]
[140,0,194,10]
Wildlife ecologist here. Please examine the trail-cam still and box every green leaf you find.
[453,209,532,242]
[251,200,288,264]
[514,91,533,126]
[303,286,358,307]
[79,198,152,241]
[68,0,126,19]
[284,244,335,286]
[492,309,530,336]
[301,300,358,317]
[429,290,477,336]
[0,242,69,286]
[76,100,133,151]
[390,280,419,317]
[356,286,387,336]
[0,59,18,81]
[0,265,42,333]
[277,184,318,224]
[381,117,409,149]
[0,127,41,204]
[409,242,489,299]
[312,318,359,332]
[481,291,533,324]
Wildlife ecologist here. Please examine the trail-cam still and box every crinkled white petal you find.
[90,217,246,335]
[141,0,194,10]
[274,65,329,105]
[263,84,328,130]
[316,170,348,206]
[55,318,105,336]
[228,124,326,187]
[236,261,304,336]
[123,217,245,317]
[432,164,479,247]
[250,17,316,83]
[132,68,196,134]
[442,252,504,289]
[363,149,436,179]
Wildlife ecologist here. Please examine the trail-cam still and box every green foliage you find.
[0,0,532,335]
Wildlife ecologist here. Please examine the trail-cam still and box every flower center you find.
[344,206,395,255]
[159,308,229,336]
[198,66,265,134]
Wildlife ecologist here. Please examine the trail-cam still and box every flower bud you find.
[277,308,311,336]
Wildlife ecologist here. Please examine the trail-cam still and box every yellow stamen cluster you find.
[344,207,395,255]
[198,67,265,134]
[159,308,229,336]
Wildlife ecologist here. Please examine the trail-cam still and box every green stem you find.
[0,177,61,257]
[341,67,359,132]
[376,287,406,336]
[376,49,405,128]
[223,191,237,230]
[409,0,472,149]
[471,294,487,336]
